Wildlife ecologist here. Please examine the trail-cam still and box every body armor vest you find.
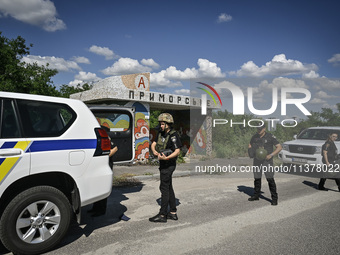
[155,130,176,153]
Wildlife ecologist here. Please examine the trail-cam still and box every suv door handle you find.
[0,149,23,157]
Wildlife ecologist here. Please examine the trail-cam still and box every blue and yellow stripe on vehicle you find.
[28,139,97,152]
[0,141,31,184]
[0,139,97,184]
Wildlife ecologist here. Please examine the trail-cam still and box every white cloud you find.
[259,77,309,89]
[309,98,327,104]
[164,59,225,80]
[232,54,318,77]
[101,57,152,75]
[163,66,197,80]
[150,71,183,88]
[174,89,190,95]
[151,58,225,88]
[0,0,66,31]
[75,71,100,81]
[89,45,115,60]
[68,80,84,87]
[197,58,225,78]
[217,13,232,23]
[328,54,340,65]
[72,56,90,64]
[314,91,338,99]
[69,71,101,87]
[314,77,340,91]
[321,103,337,109]
[21,55,81,72]
[141,58,160,69]
[302,70,319,78]
[151,70,172,86]
[213,80,241,96]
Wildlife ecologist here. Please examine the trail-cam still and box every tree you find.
[0,32,59,96]
[59,83,93,98]
[149,110,162,128]
[304,106,340,126]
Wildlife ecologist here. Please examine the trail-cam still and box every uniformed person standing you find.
[248,125,282,205]
[318,132,340,191]
[149,113,182,223]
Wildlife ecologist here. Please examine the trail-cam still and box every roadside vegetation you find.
[112,174,141,187]
[212,106,340,159]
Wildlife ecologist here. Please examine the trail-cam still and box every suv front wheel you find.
[0,186,72,255]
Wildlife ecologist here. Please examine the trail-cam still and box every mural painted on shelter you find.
[125,102,150,162]
[187,124,207,155]
[96,115,130,131]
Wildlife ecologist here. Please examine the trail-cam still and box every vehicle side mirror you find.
[293,135,297,140]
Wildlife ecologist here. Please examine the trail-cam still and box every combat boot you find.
[248,196,259,201]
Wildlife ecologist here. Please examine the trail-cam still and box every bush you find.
[212,110,255,158]
[211,104,340,159]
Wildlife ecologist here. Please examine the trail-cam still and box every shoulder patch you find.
[171,136,177,143]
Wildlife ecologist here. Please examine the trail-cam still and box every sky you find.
[0,0,340,119]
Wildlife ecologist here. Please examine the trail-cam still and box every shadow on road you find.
[302,180,319,190]
[303,179,340,192]
[52,183,144,252]
[237,185,271,203]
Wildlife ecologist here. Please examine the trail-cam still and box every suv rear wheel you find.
[0,186,72,255]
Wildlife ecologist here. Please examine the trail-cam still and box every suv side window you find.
[16,99,77,137]
[0,99,21,138]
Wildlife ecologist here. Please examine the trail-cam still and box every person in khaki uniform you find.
[149,113,182,223]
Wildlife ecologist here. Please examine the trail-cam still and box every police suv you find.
[278,126,340,166]
[0,92,134,255]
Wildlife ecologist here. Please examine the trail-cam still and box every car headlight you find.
[315,146,322,154]
[282,144,289,151]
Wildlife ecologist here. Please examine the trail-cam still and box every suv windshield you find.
[298,129,340,141]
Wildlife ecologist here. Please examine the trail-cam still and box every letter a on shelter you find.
[138,77,145,88]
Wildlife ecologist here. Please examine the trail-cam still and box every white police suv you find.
[0,92,134,254]
[279,126,340,166]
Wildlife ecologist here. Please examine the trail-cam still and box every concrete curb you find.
[133,170,192,181]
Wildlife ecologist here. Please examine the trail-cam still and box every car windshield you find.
[297,129,340,141]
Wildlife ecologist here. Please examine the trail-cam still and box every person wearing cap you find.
[248,124,282,205]
[149,113,182,223]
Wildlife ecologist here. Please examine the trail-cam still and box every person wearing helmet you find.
[247,125,282,205]
[149,113,182,223]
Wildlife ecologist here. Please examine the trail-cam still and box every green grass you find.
[112,173,141,187]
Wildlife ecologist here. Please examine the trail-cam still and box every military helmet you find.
[158,113,174,124]
[255,148,268,161]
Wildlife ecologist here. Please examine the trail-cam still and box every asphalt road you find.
[2,172,340,255]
